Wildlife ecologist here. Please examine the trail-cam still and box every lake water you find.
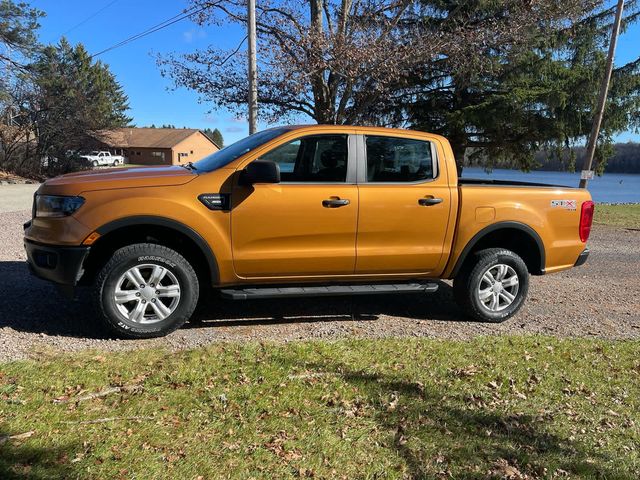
[461,167,640,204]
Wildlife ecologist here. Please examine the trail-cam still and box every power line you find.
[91,5,201,58]
[90,4,213,59]
[62,0,122,36]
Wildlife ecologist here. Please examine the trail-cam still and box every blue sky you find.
[30,0,640,145]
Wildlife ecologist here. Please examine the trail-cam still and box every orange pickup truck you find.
[24,125,594,338]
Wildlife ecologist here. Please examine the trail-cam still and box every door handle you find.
[322,197,350,208]
[418,197,443,206]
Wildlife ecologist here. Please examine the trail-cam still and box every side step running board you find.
[220,282,439,300]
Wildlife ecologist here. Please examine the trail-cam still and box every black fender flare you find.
[95,215,219,284]
[448,221,546,278]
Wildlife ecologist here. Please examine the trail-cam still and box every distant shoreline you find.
[464,167,640,175]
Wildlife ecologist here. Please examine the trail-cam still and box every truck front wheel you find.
[453,248,529,323]
[93,243,199,338]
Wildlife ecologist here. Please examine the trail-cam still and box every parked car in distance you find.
[81,151,125,167]
[24,125,594,339]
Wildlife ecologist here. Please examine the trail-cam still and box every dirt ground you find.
[1,202,638,362]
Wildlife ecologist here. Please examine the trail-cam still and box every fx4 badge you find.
[551,199,576,210]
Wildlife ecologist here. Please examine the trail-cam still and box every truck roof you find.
[269,124,448,142]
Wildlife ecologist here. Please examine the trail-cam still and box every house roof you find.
[95,128,218,149]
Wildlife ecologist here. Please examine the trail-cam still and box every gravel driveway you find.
[2,206,639,362]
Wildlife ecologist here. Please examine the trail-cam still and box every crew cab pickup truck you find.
[24,125,594,338]
[80,151,125,167]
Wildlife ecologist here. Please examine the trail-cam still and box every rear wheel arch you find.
[81,216,219,287]
[449,222,545,278]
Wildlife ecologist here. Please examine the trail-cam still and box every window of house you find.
[365,136,435,182]
[258,135,348,182]
[151,151,165,161]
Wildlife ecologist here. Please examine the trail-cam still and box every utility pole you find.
[247,0,258,135]
[579,0,624,188]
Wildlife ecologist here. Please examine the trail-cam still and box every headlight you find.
[34,195,85,218]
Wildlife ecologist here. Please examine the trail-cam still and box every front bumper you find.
[24,238,90,286]
[574,248,590,267]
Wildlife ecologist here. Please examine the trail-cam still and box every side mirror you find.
[240,159,280,185]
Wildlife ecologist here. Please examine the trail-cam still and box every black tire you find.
[112,160,119,166]
[453,248,529,323]
[93,243,199,339]
[92,160,99,167]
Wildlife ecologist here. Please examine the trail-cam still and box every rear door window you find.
[365,136,436,182]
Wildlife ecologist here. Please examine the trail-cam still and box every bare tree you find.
[159,0,597,125]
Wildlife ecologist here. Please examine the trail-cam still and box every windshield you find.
[194,127,290,173]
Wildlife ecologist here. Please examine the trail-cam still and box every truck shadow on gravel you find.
[190,283,463,328]
[2,261,467,338]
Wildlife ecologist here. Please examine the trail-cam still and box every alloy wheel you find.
[114,264,181,324]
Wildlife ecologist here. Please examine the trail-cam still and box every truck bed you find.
[459,178,571,189]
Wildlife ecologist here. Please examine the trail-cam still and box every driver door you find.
[231,133,358,279]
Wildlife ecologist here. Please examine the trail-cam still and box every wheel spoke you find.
[489,293,499,311]
[149,265,167,286]
[502,275,519,288]
[114,289,139,304]
[129,300,146,322]
[482,271,495,284]
[479,287,493,301]
[496,265,508,281]
[125,267,146,287]
[156,285,180,298]
[150,301,171,320]
[500,290,515,303]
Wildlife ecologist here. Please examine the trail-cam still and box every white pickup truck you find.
[81,151,125,167]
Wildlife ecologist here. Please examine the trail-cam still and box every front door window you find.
[259,135,348,182]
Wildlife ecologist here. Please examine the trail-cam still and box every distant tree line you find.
[533,143,640,174]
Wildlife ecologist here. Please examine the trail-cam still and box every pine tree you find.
[0,0,43,71]
[30,38,132,159]
[211,128,224,147]
[203,127,224,147]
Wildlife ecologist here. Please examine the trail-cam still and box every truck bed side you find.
[442,183,592,278]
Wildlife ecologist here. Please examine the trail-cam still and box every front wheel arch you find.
[81,217,219,288]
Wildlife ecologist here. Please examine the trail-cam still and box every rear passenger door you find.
[355,134,452,275]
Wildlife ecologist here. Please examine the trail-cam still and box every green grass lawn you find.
[1,337,638,479]
[594,203,640,229]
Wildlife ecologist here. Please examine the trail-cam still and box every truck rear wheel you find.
[93,243,199,338]
[453,248,529,323]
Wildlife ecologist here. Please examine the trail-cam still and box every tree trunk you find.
[309,0,332,123]
[449,73,472,177]
[449,140,466,177]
